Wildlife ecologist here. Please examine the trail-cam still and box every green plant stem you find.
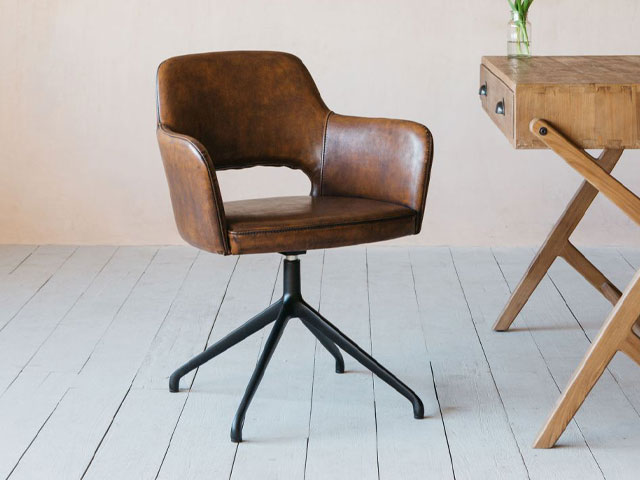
[517,20,530,56]
[521,23,530,55]
[516,29,522,55]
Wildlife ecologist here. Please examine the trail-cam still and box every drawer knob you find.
[479,83,487,96]
[495,100,505,115]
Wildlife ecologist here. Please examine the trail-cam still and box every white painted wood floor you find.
[1,245,640,480]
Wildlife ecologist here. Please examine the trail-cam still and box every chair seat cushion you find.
[224,195,417,254]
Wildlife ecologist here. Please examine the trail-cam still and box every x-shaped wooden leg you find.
[534,267,640,448]
[500,118,640,448]
[493,147,623,331]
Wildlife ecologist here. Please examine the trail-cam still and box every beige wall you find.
[2,0,640,246]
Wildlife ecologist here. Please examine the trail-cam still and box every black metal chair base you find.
[169,254,424,443]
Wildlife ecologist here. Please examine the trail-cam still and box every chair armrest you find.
[157,125,229,254]
[321,114,434,233]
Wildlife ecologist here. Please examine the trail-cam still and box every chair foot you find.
[169,300,282,392]
[231,313,289,443]
[230,423,242,443]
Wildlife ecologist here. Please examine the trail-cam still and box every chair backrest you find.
[156,51,330,189]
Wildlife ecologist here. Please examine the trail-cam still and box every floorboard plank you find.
[305,247,379,480]
[0,245,37,275]
[367,247,454,480]
[9,246,198,480]
[132,252,238,391]
[451,247,603,480]
[0,247,155,478]
[0,368,74,479]
[0,247,115,396]
[0,246,116,382]
[0,245,75,333]
[617,248,640,270]
[80,252,237,480]
[21,247,157,375]
[410,247,528,480]
[494,247,640,480]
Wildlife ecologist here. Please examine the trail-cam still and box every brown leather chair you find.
[156,51,434,442]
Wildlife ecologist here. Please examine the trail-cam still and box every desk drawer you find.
[480,65,514,143]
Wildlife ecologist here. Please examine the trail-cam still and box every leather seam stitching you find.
[320,111,333,196]
[228,213,415,236]
[417,126,434,233]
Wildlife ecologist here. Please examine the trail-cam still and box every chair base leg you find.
[168,300,283,392]
[231,312,290,442]
[169,254,424,443]
[296,301,424,419]
[302,319,345,373]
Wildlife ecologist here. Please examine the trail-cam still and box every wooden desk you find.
[479,56,640,448]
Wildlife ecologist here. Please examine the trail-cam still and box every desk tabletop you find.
[482,56,640,90]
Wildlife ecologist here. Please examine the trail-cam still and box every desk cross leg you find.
[498,118,640,448]
[493,146,622,331]
[535,267,640,448]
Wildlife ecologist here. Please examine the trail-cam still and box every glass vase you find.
[507,10,531,58]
